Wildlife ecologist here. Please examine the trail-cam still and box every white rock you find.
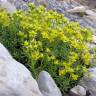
[66,6,87,13]
[0,43,43,96]
[70,85,86,96]
[38,71,62,96]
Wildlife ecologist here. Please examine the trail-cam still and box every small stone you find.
[38,71,62,96]
[70,85,86,96]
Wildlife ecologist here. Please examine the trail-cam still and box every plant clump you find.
[0,3,92,94]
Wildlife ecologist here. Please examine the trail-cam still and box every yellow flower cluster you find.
[0,3,93,93]
[0,10,9,26]
[31,51,43,60]
[16,3,92,81]
[81,51,91,65]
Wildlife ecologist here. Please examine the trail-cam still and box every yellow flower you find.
[31,51,40,60]
[59,69,66,76]
[76,33,83,40]
[71,74,78,80]
[69,52,78,63]
[54,59,59,65]
[0,11,9,26]
[24,41,29,47]
[67,68,74,73]
[29,31,37,37]
[58,33,69,42]
[81,51,91,65]
[42,32,48,39]
[70,40,79,48]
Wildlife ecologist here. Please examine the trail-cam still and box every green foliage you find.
[0,3,92,94]
[77,12,86,17]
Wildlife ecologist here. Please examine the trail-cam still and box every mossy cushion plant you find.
[0,3,92,94]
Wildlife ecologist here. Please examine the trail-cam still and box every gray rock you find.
[70,85,86,96]
[79,68,96,96]
[38,71,62,96]
[0,43,43,96]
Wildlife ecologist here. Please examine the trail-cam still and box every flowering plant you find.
[0,3,92,93]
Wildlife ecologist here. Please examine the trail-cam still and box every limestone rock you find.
[70,85,86,96]
[38,71,62,96]
[0,43,43,96]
